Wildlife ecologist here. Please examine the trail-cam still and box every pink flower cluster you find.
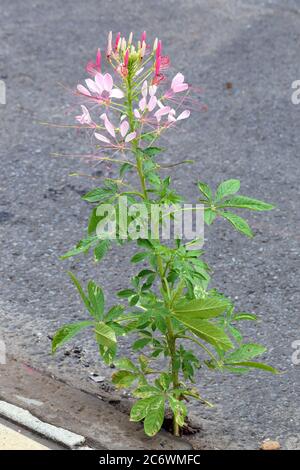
[74,32,193,153]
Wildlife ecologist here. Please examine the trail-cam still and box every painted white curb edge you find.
[0,401,86,448]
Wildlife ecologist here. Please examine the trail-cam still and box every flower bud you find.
[107,31,113,57]
[128,32,133,46]
[115,32,121,51]
[140,41,146,59]
[124,49,129,67]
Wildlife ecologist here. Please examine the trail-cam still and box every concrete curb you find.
[0,401,85,449]
[0,357,192,450]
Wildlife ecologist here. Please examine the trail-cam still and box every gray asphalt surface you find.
[0,0,299,449]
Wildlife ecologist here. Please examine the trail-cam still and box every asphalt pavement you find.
[0,0,299,449]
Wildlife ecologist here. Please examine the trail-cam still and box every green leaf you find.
[130,397,157,422]
[117,289,136,298]
[173,297,229,320]
[87,281,104,319]
[197,182,212,200]
[131,252,149,263]
[105,305,124,321]
[168,396,187,427]
[225,343,266,363]
[142,147,164,157]
[114,357,138,372]
[68,272,94,316]
[177,317,233,351]
[137,239,153,250]
[82,183,117,203]
[61,236,97,259]
[94,240,109,262]
[219,195,275,211]
[95,321,117,348]
[88,208,99,234]
[112,370,137,388]
[132,338,152,351]
[119,162,133,177]
[133,386,161,398]
[226,361,278,373]
[204,208,216,225]
[140,132,157,142]
[233,313,257,321]
[215,179,240,202]
[52,321,94,353]
[220,211,253,238]
[143,396,165,436]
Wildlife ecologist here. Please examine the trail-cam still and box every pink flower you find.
[77,72,124,102]
[95,113,136,146]
[171,73,189,93]
[154,105,171,122]
[167,108,190,123]
[75,105,95,126]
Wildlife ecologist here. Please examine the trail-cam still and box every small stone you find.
[89,374,105,383]
[260,439,280,450]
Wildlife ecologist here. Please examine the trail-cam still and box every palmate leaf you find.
[173,297,229,320]
[52,320,94,353]
[218,195,275,211]
[220,211,253,238]
[215,179,240,202]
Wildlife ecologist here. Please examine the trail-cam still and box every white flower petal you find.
[85,78,100,94]
[120,120,129,138]
[77,84,91,96]
[141,81,148,98]
[103,73,113,92]
[139,97,147,112]
[110,88,124,99]
[177,110,190,120]
[95,133,111,144]
[148,95,157,112]
[149,85,157,96]
[125,131,136,143]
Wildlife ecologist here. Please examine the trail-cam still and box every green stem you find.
[126,71,180,437]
